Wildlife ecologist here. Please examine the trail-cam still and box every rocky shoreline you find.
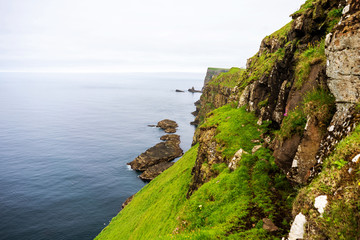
[127,119,183,181]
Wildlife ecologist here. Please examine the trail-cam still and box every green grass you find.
[167,147,293,239]
[201,104,270,159]
[95,145,199,240]
[276,106,307,141]
[326,7,344,33]
[96,104,295,240]
[293,0,315,15]
[208,67,245,88]
[302,88,335,128]
[294,40,326,89]
[244,46,288,90]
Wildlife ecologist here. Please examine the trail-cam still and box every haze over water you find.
[0,72,203,240]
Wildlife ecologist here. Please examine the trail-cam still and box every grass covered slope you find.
[96,105,294,239]
[95,145,199,240]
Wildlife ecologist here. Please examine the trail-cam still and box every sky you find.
[0,0,306,73]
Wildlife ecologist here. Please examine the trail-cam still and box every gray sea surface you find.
[0,72,203,240]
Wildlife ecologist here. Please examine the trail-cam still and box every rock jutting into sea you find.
[188,87,202,93]
[157,119,178,133]
[127,119,183,181]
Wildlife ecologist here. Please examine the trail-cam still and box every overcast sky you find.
[0,0,305,73]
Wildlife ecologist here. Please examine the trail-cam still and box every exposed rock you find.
[127,134,183,171]
[326,0,360,106]
[175,89,185,92]
[139,162,175,181]
[326,0,360,101]
[310,0,360,179]
[352,153,360,163]
[147,124,156,127]
[121,194,135,209]
[188,87,202,93]
[288,117,323,184]
[288,212,306,240]
[157,119,178,133]
[314,195,328,216]
[273,134,302,172]
[262,218,279,232]
[228,148,248,171]
[251,145,262,154]
[187,127,222,197]
[160,134,180,143]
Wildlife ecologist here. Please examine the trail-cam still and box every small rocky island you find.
[127,119,183,181]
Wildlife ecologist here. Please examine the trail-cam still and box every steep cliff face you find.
[191,67,242,128]
[190,0,346,191]
[95,0,360,239]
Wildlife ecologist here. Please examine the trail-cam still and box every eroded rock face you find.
[157,119,178,133]
[187,127,222,197]
[127,134,183,171]
[326,0,360,104]
[309,0,360,179]
[287,117,323,184]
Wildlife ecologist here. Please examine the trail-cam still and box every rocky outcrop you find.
[191,69,235,127]
[188,87,202,93]
[139,162,175,181]
[326,0,360,105]
[157,119,178,133]
[191,83,235,130]
[187,127,222,197]
[127,134,182,172]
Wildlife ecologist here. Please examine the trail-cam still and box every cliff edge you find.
[95,0,360,239]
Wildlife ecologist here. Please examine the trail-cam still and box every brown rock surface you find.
[127,134,183,171]
[157,119,178,133]
[139,162,175,181]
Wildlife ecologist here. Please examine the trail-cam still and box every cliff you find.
[203,67,230,86]
[95,0,360,239]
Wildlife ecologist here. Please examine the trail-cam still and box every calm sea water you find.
[0,72,203,240]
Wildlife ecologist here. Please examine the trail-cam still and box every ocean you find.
[0,72,203,240]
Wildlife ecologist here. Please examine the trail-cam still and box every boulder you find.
[139,162,175,181]
[262,218,279,232]
[157,119,178,133]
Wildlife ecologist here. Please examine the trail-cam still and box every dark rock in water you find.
[188,87,202,93]
[121,194,134,209]
[147,124,156,127]
[160,134,180,143]
[157,119,178,133]
[190,119,199,126]
[127,134,183,171]
[139,162,175,181]
[175,89,185,92]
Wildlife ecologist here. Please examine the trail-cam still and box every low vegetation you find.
[201,104,270,158]
[293,124,360,239]
[208,67,245,88]
[95,145,199,240]
[294,40,326,89]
